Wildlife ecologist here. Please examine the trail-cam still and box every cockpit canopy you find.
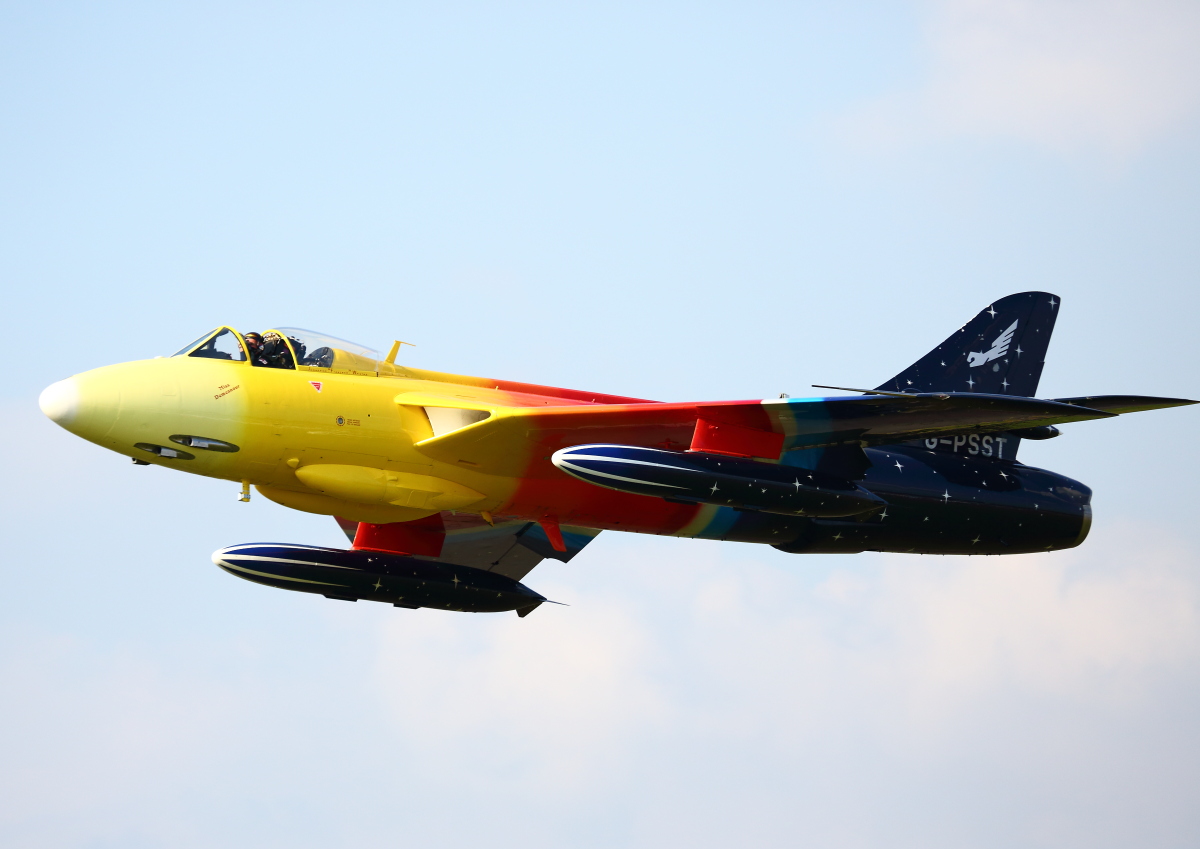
[173,327,385,375]
[175,328,248,361]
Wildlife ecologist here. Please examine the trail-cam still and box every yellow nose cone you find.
[39,371,121,442]
[39,378,80,426]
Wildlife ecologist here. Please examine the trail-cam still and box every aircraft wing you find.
[335,514,599,581]
[405,392,1119,473]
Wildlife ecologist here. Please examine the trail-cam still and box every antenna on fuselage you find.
[384,340,415,364]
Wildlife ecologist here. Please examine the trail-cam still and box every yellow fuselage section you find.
[44,354,538,524]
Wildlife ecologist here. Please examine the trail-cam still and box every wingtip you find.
[1052,395,1199,414]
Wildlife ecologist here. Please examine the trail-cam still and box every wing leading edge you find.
[405,392,1131,473]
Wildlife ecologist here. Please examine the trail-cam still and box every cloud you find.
[371,594,670,792]
[0,633,244,843]
[834,0,1200,158]
[359,524,1200,845]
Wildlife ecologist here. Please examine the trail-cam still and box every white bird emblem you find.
[967,320,1018,367]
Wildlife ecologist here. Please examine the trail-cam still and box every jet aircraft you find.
[39,293,1195,616]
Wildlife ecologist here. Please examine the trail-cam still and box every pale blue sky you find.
[4,3,1200,847]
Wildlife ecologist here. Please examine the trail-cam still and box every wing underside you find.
[336,514,599,581]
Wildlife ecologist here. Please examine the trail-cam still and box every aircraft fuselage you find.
[40,351,1092,557]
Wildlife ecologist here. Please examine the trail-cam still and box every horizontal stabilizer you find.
[1051,395,1198,414]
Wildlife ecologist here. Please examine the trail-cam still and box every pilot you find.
[259,331,294,369]
[243,330,265,364]
[245,331,294,369]
[243,332,267,366]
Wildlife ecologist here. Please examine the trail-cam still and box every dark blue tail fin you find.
[877,292,1060,396]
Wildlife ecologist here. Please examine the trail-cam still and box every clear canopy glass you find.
[184,328,246,362]
[272,327,380,372]
[273,328,377,360]
[172,327,383,373]
[172,329,223,357]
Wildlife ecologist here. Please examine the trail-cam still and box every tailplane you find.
[878,292,1060,396]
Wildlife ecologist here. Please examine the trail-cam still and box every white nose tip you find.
[39,378,80,426]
